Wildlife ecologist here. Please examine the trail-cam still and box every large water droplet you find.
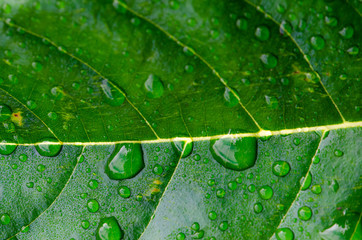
[96,216,124,240]
[276,228,294,240]
[210,136,257,171]
[172,139,193,158]
[105,143,144,180]
[0,140,17,155]
[144,74,164,98]
[35,138,62,157]
[100,79,125,106]
[272,161,290,177]
[0,104,12,122]
[260,54,278,69]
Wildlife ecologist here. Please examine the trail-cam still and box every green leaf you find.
[0,0,360,240]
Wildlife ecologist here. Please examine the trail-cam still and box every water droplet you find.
[101,79,125,106]
[254,202,263,213]
[19,154,28,162]
[298,206,312,221]
[88,179,99,189]
[153,164,164,175]
[26,182,34,188]
[210,136,257,171]
[184,64,194,73]
[0,104,12,122]
[347,46,359,55]
[228,181,237,190]
[105,143,144,180]
[144,74,164,99]
[236,18,247,30]
[35,138,62,157]
[293,138,300,146]
[331,179,339,192]
[223,87,239,107]
[219,221,228,231]
[96,216,124,240]
[216,188,226,198]
[50,86,64,100]
[339,26,354,39]
[334,149,343,157]
[191,222,200,231]
[258,186,273,200]
[176,233,186,240]
[87,199,99,213]
[172,140,193,158]
[260,54,278,68]
[272,161,290,177]
[191,230,204,239]
[0,213,10,225]
[265,95,279,109]
[311,184,322,195]
[37,164,46,172]
[81,220,90,229]
[280,21,292,36]
[255,26,270,41]
[276,228,294,240]
[0,140,17,155]
[310,35,325,50]
[208,211,217,220]
[325,16,338,27]
[31,62,43,71]
[247,184,255,193]
[26,100,37,110]
[118,186,131,198]
[301,173,312,190]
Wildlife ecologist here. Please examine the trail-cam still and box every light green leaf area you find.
[0,0,360,240]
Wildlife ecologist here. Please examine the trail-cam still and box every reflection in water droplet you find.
[272,161,290,177]
[210,136,257,171]
[35,138,62,157]
[101,79,125,106]
[276,228,294,240]
[172,140,193,158]
[96,216,124,240]
[144,74,164,99]
[105,143,144,180]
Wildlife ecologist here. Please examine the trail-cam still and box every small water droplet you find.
[347,46,359,55]
[255,25,270,41]
[310,35,325,50]
[35,138,62,157]
[0,213,10,225]
[81,220,90,229]
[219,221,228,231]
[272,161,290,177]
[118,186,131,198]
[105,143,144,180]
[253,202,263,213]
[265,95,279,109]
[260,54,278,68]
[153,164,164,175]
[176,232,186,240]
[210,136,257,171]
[236,18,247,30]
[31,62,43,72]
[87,199,99,213]
[276,228,294,240]
[258,185,273,200]
[311,184,322,194]
[208,211,217,220]
[339,26,354,39]
[223,87,239,107]
[216,188,226,198]
[96,216,124,240]
[144,74,164,99]
[88,179,99,190]
[334,149,343,157]
[298,206,312,221]
[172,140,193,158]
[101,79,125,106]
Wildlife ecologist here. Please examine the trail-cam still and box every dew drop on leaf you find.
[144,74,164,99]
[96,216,124,240]
[216,188,226,198]
[265,95,279,109]
[118,186,131,198]
[276,228,294,240]
[301,172,312,190]
[88,179,99,189]
[153,164,164,175]
[176,232,186,240]
[50,86,64,100]
[219,221,228,231]
[333,149,343,157]
[255,25,270,41]
[253,202,263,213]
[35,138,62,157]
[236,18,247,31]
[87,199,99,213]
[31,62,43,71]
[100,79,125,106]
[339,26,354,39]
[310,35,325,50]
[208,211,217,220]
[0,213,10,225]
[0,104,12,122]
[210,136,257,171]
[258,185,273,200]
[272,161,290,177]
[105,143,144,180]
[260,54,278,69]
[223,87,239,107]
[81,220,90,229]
[0,140,17,155]
[19,154,28,162]
[311,184,322,194]
[298,206,312,221]
[172,140,193,158]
